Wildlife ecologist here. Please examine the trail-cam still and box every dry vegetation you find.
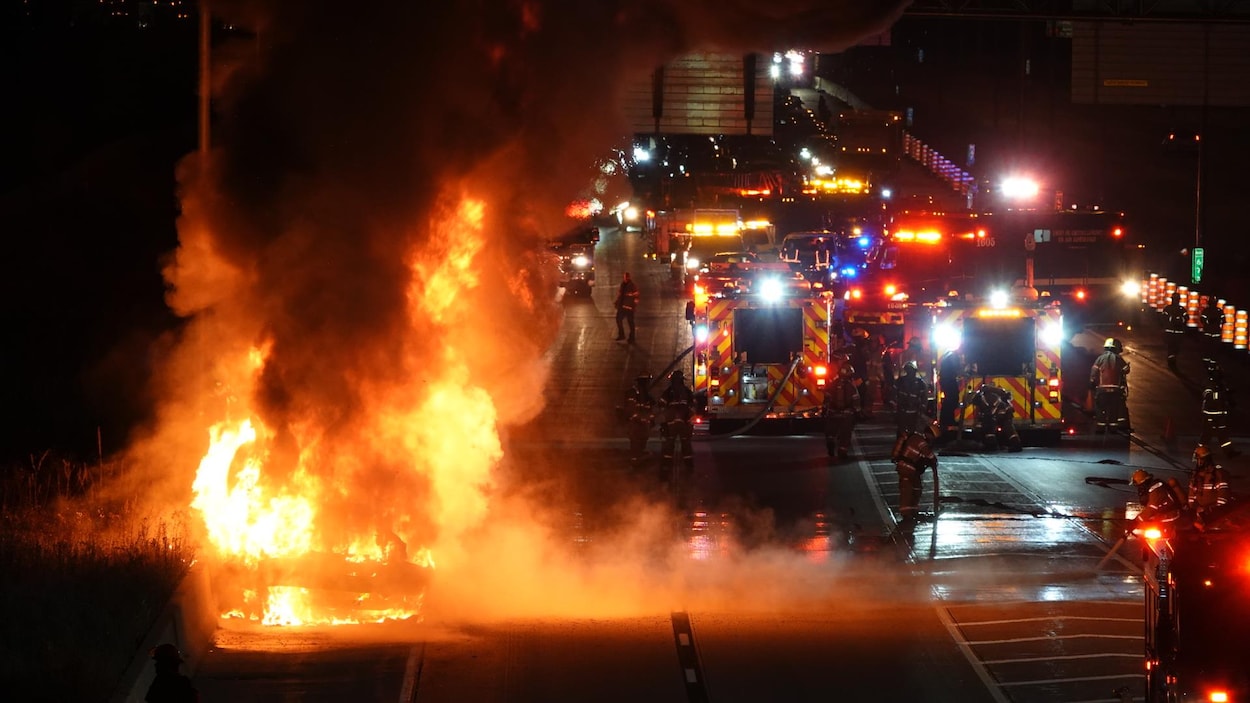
[0,451,195,702]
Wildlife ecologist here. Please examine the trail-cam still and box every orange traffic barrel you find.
[1235,310,1248,350]
[1186,289,1200,327]
[1223,303,1236,344]
[1147,273,1159,307]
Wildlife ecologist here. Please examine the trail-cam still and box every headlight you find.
[989,289,1009,309]
[759,278,784,302]
[686,257,701,270]
[1121,280,1142,298]
[572,255,590,268]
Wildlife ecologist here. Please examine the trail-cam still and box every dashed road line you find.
[671,611,710,703]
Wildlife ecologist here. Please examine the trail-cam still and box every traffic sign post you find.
[1192,247,1204,284]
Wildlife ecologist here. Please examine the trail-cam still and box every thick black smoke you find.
[133,0,909,584]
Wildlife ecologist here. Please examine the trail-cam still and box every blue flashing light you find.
[840,266,858,278]
[857,236,870,249]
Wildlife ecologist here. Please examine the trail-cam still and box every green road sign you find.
[1192,247,1205,284]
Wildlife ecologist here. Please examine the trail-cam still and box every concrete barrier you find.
[109,563,218,703]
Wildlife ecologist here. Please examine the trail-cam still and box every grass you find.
[0,451,195,702]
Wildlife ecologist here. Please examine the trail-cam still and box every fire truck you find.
[690,264,833,434]
[1134,501,1250,702]
[928,288,1066,445]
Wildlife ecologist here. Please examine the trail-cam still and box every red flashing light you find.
[1112,227,1124,238]
[1208,690,1228,702]
[814,365,829,377]
[976,229,987,238]
[884,284,898,297]
[1075,289,1087,301]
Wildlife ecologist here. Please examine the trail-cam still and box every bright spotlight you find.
[1040,320,1063,347]
[933,323,960,351]
[989,289,1009,309]
[1000,176,1040,200]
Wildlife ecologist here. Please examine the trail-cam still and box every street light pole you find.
[1194,132,1202,251]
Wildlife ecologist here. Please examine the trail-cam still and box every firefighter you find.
[623,375,655,465]
[658,369,695,475]
[863,333,886,417]
[971,382,1022,452]
[1199,360,1239,458]
[146,643,199,703]
[1161,292,1188,370]
[900,336,925,372]
[614,271,640,343]
[1200,297,1225,340]
[880,335,898,411]
[937,348,964,442]
[1089,337,1131,432]
[847,327,870,398]
[892,419,940,524]
[894,360,930,436]
[1130,469,1185,528]
[1187,445,1231,527]
[823,362,861,461]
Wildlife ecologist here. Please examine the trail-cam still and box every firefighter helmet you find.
[1193,445,1212,467]
[851,327,870,340]
[924,418,941,438]
[839,362,854,377]
[908,335,922,347]
[1131,469,1151,485]
[669,370,685,383]
[151,643,184,664]
[1103,338,1123,353]
[902,360,918,373]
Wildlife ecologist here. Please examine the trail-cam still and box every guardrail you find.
[1142,273,1247,350]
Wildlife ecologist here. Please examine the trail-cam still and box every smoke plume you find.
[124,0,910,620]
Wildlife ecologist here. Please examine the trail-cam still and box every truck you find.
[927,288,1066,445]
[1134,501,1250,702]
[689,265,833,434]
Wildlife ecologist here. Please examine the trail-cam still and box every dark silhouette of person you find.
[146,643,199,703]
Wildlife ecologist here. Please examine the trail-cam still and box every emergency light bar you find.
[975,308,1023,318]
[687,223,742,235]
[892,230,942,243]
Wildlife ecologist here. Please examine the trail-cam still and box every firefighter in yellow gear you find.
[892,419,939,524]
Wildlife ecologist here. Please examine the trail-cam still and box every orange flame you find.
[189,193,503,625]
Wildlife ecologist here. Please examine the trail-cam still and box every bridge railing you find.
[901,132,978,208]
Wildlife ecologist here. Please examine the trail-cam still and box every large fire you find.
[188,195,500,625]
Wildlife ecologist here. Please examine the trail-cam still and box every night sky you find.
[2,3,1246,464]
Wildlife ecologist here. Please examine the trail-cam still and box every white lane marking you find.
[852,433,896,527]
[685,668,698,683]
[399,644,423,703]
[1000,673,1142,686]
[936,606,1012,703]
[968,634,1141,645]
[983,653,1140,664]
[959,615,1139,626]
